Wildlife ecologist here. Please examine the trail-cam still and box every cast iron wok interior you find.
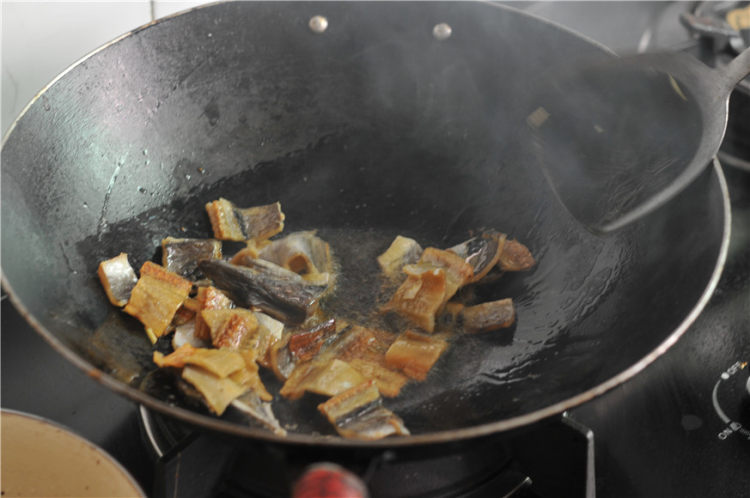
[1,2,728,445]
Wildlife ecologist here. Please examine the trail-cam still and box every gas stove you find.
[2,2,749,497]
[135,404,594,497]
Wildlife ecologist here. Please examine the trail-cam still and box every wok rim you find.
[0,1,733,448]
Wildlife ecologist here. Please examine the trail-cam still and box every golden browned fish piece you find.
[155,344,272,407]
[268,320,346,381]
[383,268,447,333]
[171,305,195,326]
[348,359,409,398]
[182,365,248,415]
[287,318,337,363]
[384,330,448,381]
[253,312,285,369]
[334,326,395,363]
[139,261,194,290]
[228,349,273,401]
[280,358,365,399]
[123,262,192,343]
[193,286,233,341]
[153,343,245,377]
[377,235,423,278]
[418,247,474,306]
[201,308,259,350]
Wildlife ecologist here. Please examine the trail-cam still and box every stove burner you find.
[137,408,594,498]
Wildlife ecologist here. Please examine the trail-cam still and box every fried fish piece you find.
[287,318,338,363]
[201,308,259,350]
[182,365,248,415]
[253,311,285,368]
[461,298,515,333]
[205,198,284,242]
[383,246,473,333]
[417,247,473,306]
[383,268,447,333]
[161,237,222,280]
[228,349,273,401]
[193,286,234,341]
[258,231,333,276]
[172,320,211,349]
[318,380,410,440]
[280,358,366,400]
[199,260,326,325]
[231,391,286,436]
[384,330,448,381]
[376,235,423,278]
[498,239,535,271]
[269,320,345,381]
[448,231,507,283]
[97,253,138,307]
[348,359,409,398]
[153,343,245,377]
[123,262,192,343]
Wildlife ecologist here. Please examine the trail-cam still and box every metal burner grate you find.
[138,408,593,498]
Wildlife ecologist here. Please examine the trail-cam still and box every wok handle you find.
[720,47,750,92]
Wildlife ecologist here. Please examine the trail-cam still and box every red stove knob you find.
[292,463,369,498]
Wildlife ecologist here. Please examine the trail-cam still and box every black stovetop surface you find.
[572,166,750,497]
[3,3,749,497]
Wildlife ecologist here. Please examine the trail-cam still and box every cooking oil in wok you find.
[314,226,404,328]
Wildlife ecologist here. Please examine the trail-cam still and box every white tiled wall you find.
[1,0,211,136]
[152,0,207,20]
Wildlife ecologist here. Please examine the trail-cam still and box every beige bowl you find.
[1,409,145,497]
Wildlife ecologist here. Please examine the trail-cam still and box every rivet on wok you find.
[433,23,452,40]
[309,15,328,34]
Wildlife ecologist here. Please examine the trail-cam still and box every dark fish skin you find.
[335,405,409,439]
[199,260,323,325]
[448,231,505,283]
[162,238,221,280]
[231,202,284,241]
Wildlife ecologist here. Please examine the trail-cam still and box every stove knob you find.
[293,463,368,498]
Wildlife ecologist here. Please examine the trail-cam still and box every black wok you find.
[0,2,730,447]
